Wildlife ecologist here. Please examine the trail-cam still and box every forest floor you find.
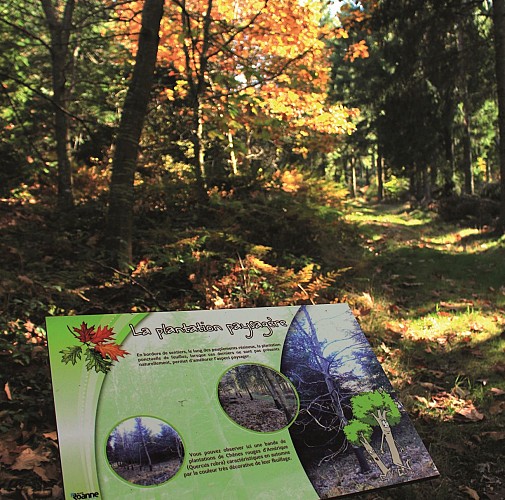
[0,183,504,499]
[219,394,294,432]
[341,199,505,500]
[111,458,183,486]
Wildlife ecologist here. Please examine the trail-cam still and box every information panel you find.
[46,304,438,499]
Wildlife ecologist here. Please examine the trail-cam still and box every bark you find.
[227,129,238,175]
[180,0,211,202]
[350,157,357,198]
[457,27,474,195]
[106,0,164,267]
[494,0,505,233]
[175,436,184,460]
[442,96,456,192]
[376,148,384,201]
[263,367,294,422]
[41,0,75,211]
[373,410,403,468]
[359,436,389,477]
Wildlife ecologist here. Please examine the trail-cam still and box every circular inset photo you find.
[218,364,298,432]
[106,416,184,486]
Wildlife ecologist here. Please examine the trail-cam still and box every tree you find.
[1,1,130,206]
[40,0,76,210]
[253,365,295,422]
[134,417,153,471]
[493,0,505,233]
[107,0,165,267]
[349,389,408,473]
[344,419,389,478]
[118,0,354,189]
[281,306,371,473]
[334,0,497,202]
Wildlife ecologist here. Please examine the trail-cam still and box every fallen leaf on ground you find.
[413,395,429,406]
[459,485,480,499]
[43,431,58,441]
[17,275,34,285]
[455,403,485,422]
[11,447,50,471]
[489,400,505,416]
[490,387,505,396]
[480,431,505,441]
[419,382,445,391]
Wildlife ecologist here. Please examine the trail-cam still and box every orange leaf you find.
[95,343,129,361]
[91,325,115,344]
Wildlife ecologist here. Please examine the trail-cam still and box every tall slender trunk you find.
[359,436,389,477]
[262,367,294,422]
[228,129,238,175]
[373,410,403,468]
[493,0,505,233]
[377,148,384,201]
[350,157,357,198]
[106,0,165,267]
[458,27,474,195]
[41,0,75,211]
[180,0,212,202]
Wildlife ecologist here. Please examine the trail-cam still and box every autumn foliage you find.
[116,0,357,165]
[61,323,129,373]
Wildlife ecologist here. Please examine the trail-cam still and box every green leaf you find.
[85,348,112,374]
[60,345,82,365]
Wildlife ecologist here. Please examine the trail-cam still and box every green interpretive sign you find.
[46,304,439,499]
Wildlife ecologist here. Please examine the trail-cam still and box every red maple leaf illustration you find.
[91,325,116,344]
[73,322,95,343]
[95,342,129,361]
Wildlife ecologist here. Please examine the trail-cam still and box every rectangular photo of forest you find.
[280,305,439,498]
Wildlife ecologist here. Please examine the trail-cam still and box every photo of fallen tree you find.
[280,306,439,498]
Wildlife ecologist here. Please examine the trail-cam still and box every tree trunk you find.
[376,149,384,201]
[373,410,403,468]
[494,0,505,233]
[41,0,75,211]
[106,0,164,267]
[350,157,357,198]
[228,129,238,176]
[457,27,474,195]
[180,0,211,202]
[359,436,389,477]
[192,97,208,199]
[262,367,294,422]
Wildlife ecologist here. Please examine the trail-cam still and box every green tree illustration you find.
[343,419,390,478]
[350,390,410,474]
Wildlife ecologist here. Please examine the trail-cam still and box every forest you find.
[105,417,184,487]
[0,0,504,498]
[218,364,298,432]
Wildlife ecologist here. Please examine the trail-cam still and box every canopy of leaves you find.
[343,418,373,445]
[351,390,401,426]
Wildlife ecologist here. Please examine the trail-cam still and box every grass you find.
[341,199,505,500]
[1,183,504,499]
